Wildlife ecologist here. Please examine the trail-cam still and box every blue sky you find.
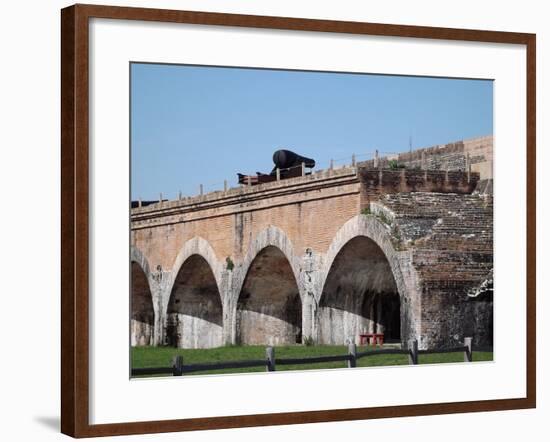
[131,63,493,200]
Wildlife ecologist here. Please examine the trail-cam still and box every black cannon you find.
[272,149,315,170]
[238,149,316,185]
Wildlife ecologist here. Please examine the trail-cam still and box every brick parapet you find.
[359,135,493,181]
[131,167,478,231]
[132,167,358,215]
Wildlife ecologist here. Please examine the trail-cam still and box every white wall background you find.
[0,0,546,441]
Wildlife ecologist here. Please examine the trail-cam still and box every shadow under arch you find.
[166,237,223,297]
[130,246,155,346]
[234,225,301,298]
[318,215,408,345]
[237,246,302,345]
[165,238,223,349]
[234,226,302,345]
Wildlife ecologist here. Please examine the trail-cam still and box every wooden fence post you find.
[347,343,357,368]
[172,355,184,376]
[266,346,276,372]
[464,337,473,362]
[408,339,418,365]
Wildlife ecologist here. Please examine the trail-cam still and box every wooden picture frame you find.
[61,3,536,437]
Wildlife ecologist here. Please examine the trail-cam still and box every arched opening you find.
[319,236,401,345]
[237,246,302,345]
[166,255,223,348]
[466,286,493,348]
[131,261,155,346]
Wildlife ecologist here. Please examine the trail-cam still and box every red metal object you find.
[359,333,384,346]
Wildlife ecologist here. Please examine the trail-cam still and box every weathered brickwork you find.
[131,136,493,350]
[372,192,493,348]
[132,168,361,267]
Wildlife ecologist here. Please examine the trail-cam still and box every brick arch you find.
[131,245,152,279]
[229,226,303,345]
[130,246,155,346]
[317,215,410,345]
[320,215,407,302]
[164,237,224,348]
[165,236,223,305]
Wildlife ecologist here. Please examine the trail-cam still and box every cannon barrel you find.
[272,149,315,169]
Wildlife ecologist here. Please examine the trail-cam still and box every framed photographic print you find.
[61,3,536,437]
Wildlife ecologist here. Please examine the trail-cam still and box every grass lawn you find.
[131,345,493,377]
